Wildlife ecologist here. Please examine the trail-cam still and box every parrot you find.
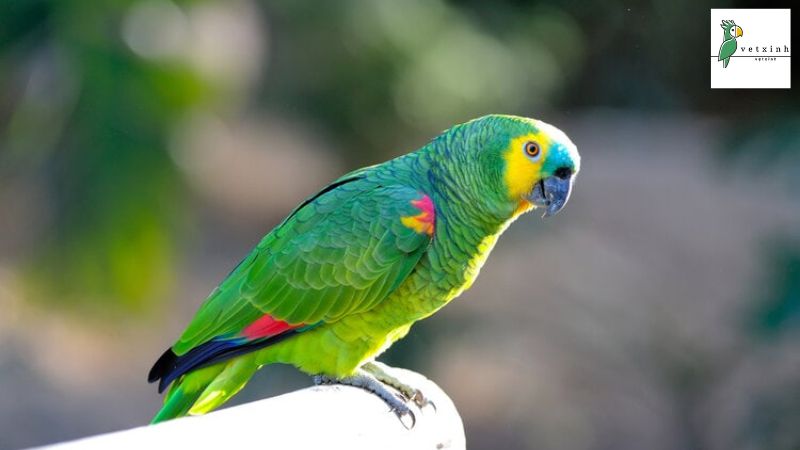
[148,114,581,424]
[718,19,743,68]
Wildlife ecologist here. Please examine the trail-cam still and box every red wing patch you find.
[401,194,435,236]
[242,314,301,340]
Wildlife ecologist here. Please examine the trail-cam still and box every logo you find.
[710,9,791,89]
[718,20,743,68]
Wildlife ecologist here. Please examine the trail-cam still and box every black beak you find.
[528,172,574,217]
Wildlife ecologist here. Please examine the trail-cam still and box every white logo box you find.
[710,8,791,89]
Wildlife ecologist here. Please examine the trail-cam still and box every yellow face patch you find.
[503,130,552,200]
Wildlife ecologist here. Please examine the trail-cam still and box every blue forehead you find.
[544,142,576,173]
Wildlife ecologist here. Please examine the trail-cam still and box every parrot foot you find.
[313,372,416,429]
[362,361,436,411]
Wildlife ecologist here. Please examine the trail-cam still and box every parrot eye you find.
[523,141,541,160]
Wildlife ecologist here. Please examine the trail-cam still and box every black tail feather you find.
[148,348,178,384]
[147,330,301,393]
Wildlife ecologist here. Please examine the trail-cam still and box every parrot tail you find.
[150,354,259,424]
[151,364,223,424]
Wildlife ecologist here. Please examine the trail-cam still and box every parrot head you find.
[721,20,743,39]
[449,114,580,218]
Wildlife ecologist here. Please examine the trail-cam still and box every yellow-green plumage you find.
[149,114,580,422]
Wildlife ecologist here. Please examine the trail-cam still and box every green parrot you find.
[718,19,743,68]
[149,114,581,424]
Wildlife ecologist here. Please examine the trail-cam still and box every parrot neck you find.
[365,138,529,323]
[423,137,518,228]
[419,140,522,296]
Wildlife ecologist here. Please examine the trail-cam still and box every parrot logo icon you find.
[718,20,743,68]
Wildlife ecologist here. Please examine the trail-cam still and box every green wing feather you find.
[719,39,737,61]
[172,180,432,355]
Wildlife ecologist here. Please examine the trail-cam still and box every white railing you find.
[35,369,465,450]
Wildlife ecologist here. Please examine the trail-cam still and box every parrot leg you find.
[362,361,435,410]
[313,371,416,428]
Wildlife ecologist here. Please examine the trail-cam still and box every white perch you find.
[35,369,465,450]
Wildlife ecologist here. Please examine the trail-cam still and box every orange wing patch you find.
[401,195,435,236]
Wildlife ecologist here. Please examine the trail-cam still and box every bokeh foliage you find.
[3,0,797,314]
[2,0,216,311]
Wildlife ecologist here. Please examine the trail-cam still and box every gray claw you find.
[410,390,437,411]
[395,406,416,430]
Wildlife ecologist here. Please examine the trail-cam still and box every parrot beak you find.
[528,173,574,217]
[737,26,743,37]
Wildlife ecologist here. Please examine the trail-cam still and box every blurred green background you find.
[1,0,799,449]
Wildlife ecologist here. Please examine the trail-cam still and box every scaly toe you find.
[315,371,419,428]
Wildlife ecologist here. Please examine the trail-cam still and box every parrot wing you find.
[718,39,737,61]
[149,177,434,391]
